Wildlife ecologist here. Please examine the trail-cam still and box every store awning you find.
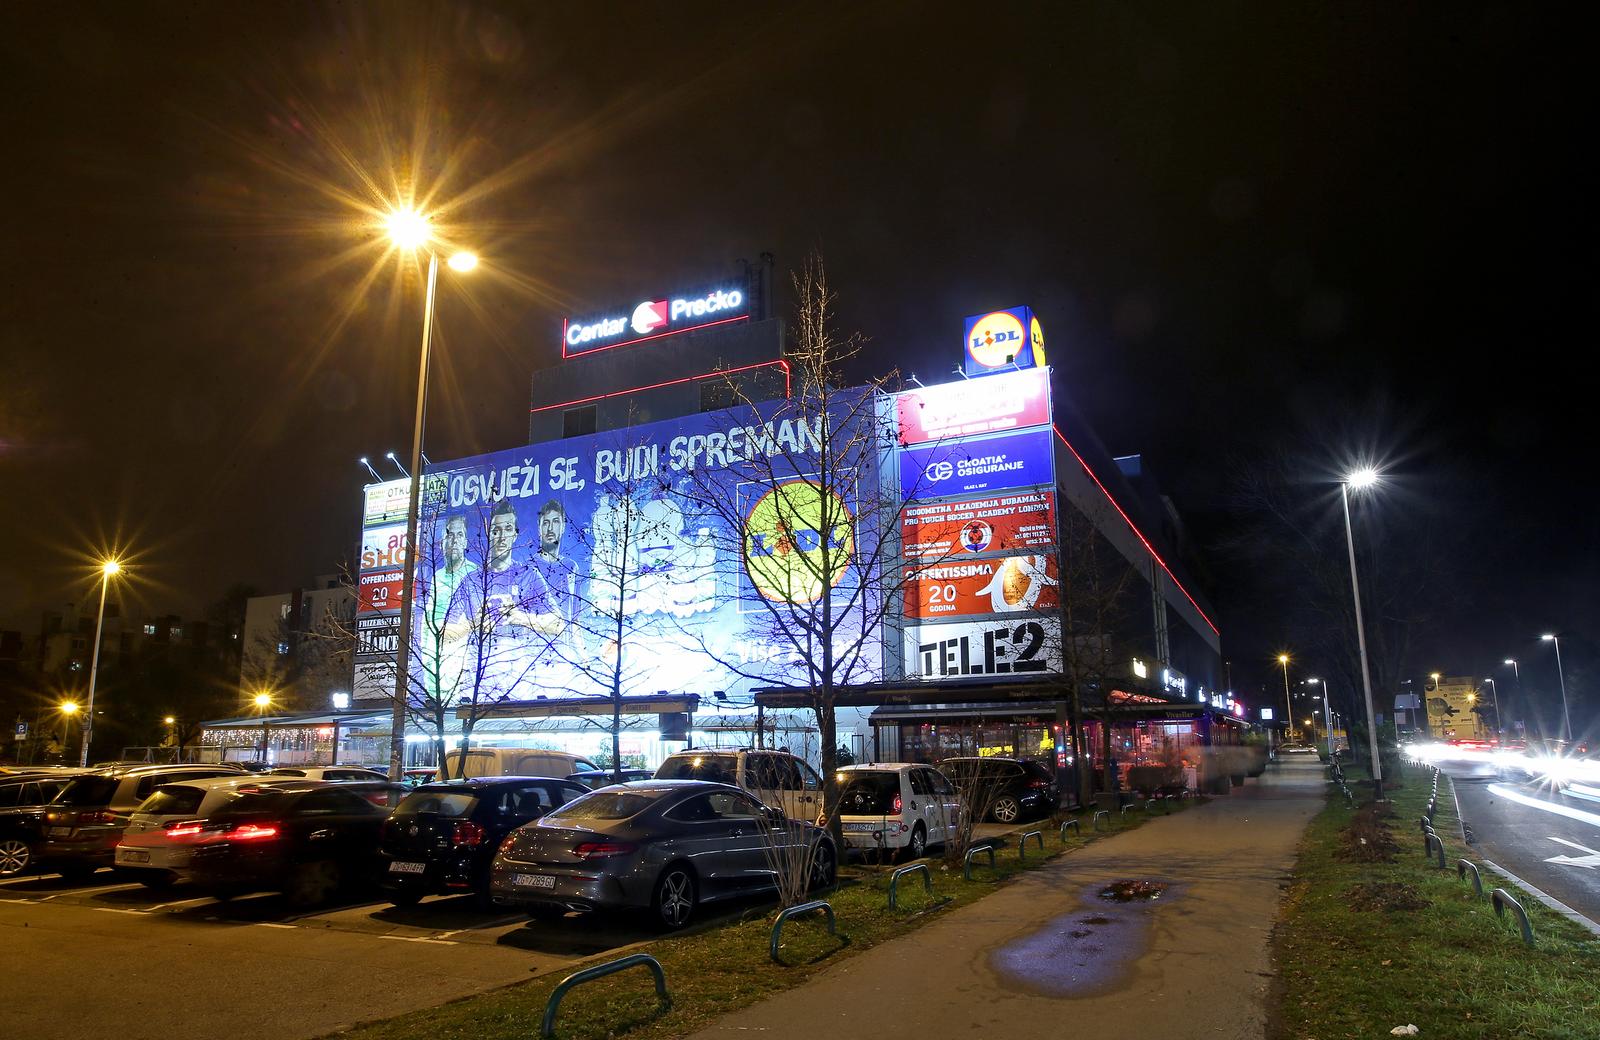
[200,710,388,729]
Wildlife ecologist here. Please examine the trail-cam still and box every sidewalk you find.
[689,758,1326,1040]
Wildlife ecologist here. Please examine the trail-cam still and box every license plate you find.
[512,873,556,889]
[843,822,877,832]
[388,861,426,875]
[48,826,73,838]
[117,849,150,864]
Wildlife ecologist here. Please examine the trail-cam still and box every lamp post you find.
[1503,658,1521,737]
[1540,634,1573,744]
[383,207,478,782]
[59,701,80,762]
[80,560,122,767]
[253,692,272,764]
[1308,678,1335,759]
[1278,654,1294,743]
[1481,678,1501,741]
[1341,468,1384,800]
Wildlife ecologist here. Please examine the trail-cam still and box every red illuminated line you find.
[560,314,751,359]
[529,359,793,414]
[1052,425,1220,636]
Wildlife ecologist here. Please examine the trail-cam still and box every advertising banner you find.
[353,391,883,703]
[356,569,403,616]
[363,479,411,527]
[903,616,1062,680]
[962,307,1046,377]
[360,524,409,571]
[901,491,1056,561]
[898,427,1055,500]
[896,367,1050,446]
[903,553,1060,620]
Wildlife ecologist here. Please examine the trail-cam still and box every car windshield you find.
[53,777,119,806]
[1021,761,1053,782]
[137,787,206,817]
[837,772,899,815]
[210,790,292,818]
[655,756,738,785]
[545,791,656,821]
[393,790,478,817]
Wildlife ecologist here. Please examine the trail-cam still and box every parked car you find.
[378,776,590,909]
[653,749,824,822]
[187,782,391,907]
[567,768,653,789]
[38,763,247,879]
[113,776,308,887]
[267,766,390,782]
[436,748,599,781]
[0,771,82,878]
[835,764,962,861]
[490,780,837,929]
[939,757,1061,823]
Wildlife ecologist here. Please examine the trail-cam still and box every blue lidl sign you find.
[963,307,1046,377]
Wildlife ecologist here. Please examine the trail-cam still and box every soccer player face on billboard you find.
[443,516,468,568]
[487,504,518,569]
[538,503,565,556]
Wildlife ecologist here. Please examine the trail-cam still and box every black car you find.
[567,768,653,790]
[188,782,390,907]
[939,757,1061,823]
[0,772,80,878]
[378,776,589,909]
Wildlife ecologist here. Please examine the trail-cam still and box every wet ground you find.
[988,879,1176,997]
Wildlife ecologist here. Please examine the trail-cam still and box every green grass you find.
[1273,761,1600,1040]
[322,802,1193,1040]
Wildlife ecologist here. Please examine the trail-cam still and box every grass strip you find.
[1273,761,1599,1040]
[323,799,1195,1040]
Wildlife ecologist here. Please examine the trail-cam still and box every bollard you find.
[769,900,837,962]
[1424,832,1446,869]
[1018,830,1044,859]
[963,843,997,880]
[1147,797,1164,814]
[541,954,669,1037]
[888,863,932,910]
[1419,816,1432,833]
[1120,804,1142,822]
[1490,888,1535,947]
[1060,818,1081,841]
[1093,810,1111,832]
[1457,859,1483,899]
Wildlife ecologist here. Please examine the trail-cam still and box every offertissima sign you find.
[562,284,750,357]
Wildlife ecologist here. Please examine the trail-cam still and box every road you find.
[1447,770,1600,927]
[0,869,657,1040]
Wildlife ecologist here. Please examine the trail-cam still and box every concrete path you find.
[689,757,1326,1040]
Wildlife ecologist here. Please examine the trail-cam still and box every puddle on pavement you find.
[988,879,1175,997]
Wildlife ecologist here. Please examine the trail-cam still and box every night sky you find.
[1,4,1590,712]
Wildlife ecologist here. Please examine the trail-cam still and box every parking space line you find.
[378,934,459,945]
[253,922,296,929]
[92,907,148,915]
[144,898,216,912]
[433,914,524,938]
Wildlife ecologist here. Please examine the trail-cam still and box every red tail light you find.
[229,822,280,841]
[1027,778,1052,790]
[574,841,637,860]
[164,821,204,837]
[451,821,486,847]
[891,793,903,815]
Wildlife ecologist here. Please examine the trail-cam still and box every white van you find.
[652,749,824,822]
[440,748,599,780]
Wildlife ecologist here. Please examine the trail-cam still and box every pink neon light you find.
[1052,425,1220,636]
[530,360,792,414]
[560,314,751,359]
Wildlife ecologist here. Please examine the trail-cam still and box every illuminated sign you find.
[740,479,856,605]
[900,491,1055,561]
[563,285,749,356]
[898,428,1055,500]
[896,367,1051,445]
[1162,668,1187,697]
[363,479,411,526]
[357,569,403,615]
[1260,707,1274,721]
[905,617,1061,679]
[903,553,1059,619]
[963,307,1046,377]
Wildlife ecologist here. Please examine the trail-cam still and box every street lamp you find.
[1540,634,1573,743]
[1502,658,1521,738]
[1481,678,1501,741]
[1340,468,1384,800]
[384,206,477,782]
[1278,654,1294,742]
[1307,678,1336,759]
[80,559,122,767]
[253,691,272,764]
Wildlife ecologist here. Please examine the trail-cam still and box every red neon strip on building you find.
[1052,425,1220,636]
[560,314,751,359]
[529,360,792,414]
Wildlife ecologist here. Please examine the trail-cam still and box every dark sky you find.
[1,3,1590,702]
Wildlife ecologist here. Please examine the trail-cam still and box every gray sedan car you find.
[489,780,836,929]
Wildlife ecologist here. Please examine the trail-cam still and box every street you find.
[1447,771,1600,928]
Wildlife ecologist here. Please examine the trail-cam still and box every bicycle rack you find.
[1092,810,1111,832]
[1120,804,1141,822]
[1491,888,1535,947]
[963,843,997,880]
[541,954,669,1038]
[1147,798,1164,814]
[1018,830,1044,858]
[888,862,932,910]
[1060,818,1081,840]
[769,900,837,962]
[1424,832,1446,869]
[1457,860,1483,899]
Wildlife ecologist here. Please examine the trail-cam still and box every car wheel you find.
[0,838,33,878]
[902,824,927,863]
[810,840,837,890]
[286,860,341,908]
[653,865,696,930]
[991,796,1021,824]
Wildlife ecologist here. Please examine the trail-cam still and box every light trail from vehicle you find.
[1486,783,1600,830]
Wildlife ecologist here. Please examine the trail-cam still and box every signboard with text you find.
[901,491,1056,561]
[898,427,1055,500]
[896,367,1051,445]
[903,553,1060,620]
[904,616,1062,680]
[563,284,750,357]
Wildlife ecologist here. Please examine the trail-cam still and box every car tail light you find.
[574,841,636,860]
[228,822,280,841]
[164,820,205,837]
[451,821,486,847]
[891,793,902,815]
[1026,778,1052,790]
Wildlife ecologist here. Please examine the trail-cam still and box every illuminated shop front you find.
[197,711,390,767]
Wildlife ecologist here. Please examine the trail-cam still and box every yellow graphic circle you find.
[743,480,855,603]
[1029,315,1047,365]
[967,311,1028,369]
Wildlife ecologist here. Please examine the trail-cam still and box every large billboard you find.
[900,491,1056,561]
[903,617,1062,679]
[354,393,882,705]
[903,553,1060,620]
[896,367,1051,445]
[897,427,1055,499]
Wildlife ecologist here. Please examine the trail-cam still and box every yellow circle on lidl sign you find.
[967,311,1029,369]
[1029,315,1046,365]
[743,480,855,604]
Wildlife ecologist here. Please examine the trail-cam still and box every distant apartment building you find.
[239,575,355,710]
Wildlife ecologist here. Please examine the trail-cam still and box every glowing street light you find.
[80,559,123,767]
[1540,634,1573,743]
[253,691,273,765]
[1340,468,1384,800]
[1481,677,1501,740]
[1277,654,1294,742]
[382,205,477,782]
[1306,678,1336,759]
[59,701,79,716]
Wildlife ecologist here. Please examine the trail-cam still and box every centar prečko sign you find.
[563,285,750,357]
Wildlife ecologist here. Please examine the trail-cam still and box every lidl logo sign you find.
[742,479,855,604]
[963,306,1045,377]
